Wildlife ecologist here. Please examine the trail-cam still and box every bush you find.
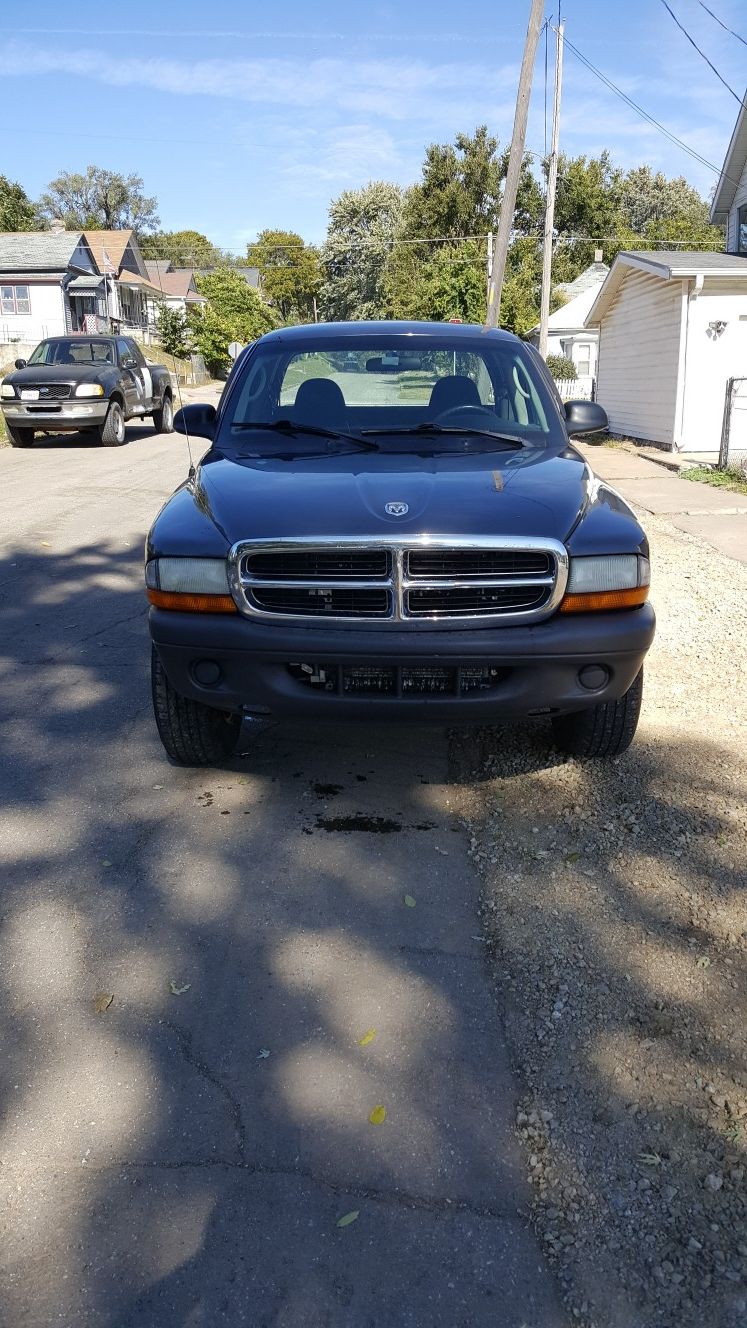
[546,353,577,381]
[156,305,192,360]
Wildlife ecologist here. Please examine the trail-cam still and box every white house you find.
[586,250,747,454]
[529,252,608,396]
[710,89,747,255]
[0,231,102,343]
[143,261,207,324]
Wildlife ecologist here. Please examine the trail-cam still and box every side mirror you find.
[564,399,608,437]
[174,402,217,441]
[14,358,27,370]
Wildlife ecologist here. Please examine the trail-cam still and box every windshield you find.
[216,333,565,454]
[28,339,115,366]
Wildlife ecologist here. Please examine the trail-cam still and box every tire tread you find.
[151,647,240,765]
[551,670,643,759]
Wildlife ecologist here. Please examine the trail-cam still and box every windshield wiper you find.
[230,419,379,451]
[360,422,525,447]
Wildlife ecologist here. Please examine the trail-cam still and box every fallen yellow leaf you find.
[369,1104,387,1126]
[93,991,113,1014]
[357,1028,377,1048]
[404,895,416,908]
[337,1210,359,1227]
[169,981,191,995]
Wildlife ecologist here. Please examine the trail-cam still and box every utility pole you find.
[486,230,493,300]
[539,21,565,359]
[486,0,545,328]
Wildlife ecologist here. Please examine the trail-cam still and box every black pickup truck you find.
[145,321,655,766]
[1,334,174,447]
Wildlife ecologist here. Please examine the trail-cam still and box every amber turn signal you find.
[559,586,649,613]
[147,589,237,613]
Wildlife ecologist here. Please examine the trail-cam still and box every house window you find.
[739,205,747,256]
[576,342,591,377]
[0,284,30,315]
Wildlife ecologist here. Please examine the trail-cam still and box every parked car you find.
[0,335,174,447]
[145,321,655,766]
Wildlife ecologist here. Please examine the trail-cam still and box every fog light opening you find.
[578,664,610,691]
[192,659,223,687]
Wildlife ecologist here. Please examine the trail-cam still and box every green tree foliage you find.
[246,229,321,322]
[545,353,577,381]
[38,166,159,234]
[189,267,279,375]
[384,126,542,325]
[156,305,192,360]
[319,181,404,321]
[141,229,224,267]
[0,175,38,231]
[618,166,713,233]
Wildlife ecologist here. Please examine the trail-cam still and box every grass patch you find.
[681,464,747,496]
[0,412,8,447]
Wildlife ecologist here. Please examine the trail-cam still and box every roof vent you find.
[49,218,66,235]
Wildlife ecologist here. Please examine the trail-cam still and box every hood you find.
[4,363,117,385]
[192,446,591,546]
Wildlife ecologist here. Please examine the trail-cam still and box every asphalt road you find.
[0,421,564,1327]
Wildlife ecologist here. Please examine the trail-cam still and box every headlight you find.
[560,554,650,613]
[1,383,15,398]
[145,557,236,613]
[75,383,105,397]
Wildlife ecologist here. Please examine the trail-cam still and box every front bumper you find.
[2,399,109,430]
[150,604,656,721]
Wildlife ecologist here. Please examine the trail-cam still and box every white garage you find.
[585,250,747,455]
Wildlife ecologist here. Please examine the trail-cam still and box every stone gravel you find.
[452,512,747,1328]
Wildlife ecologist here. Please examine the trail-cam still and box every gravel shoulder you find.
[453,512,747,1328]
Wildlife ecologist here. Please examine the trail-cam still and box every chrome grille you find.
[229,537,568,624]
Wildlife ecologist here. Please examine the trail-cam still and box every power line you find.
[559,28,741,188]
[696,1,747,49]
[659,0,742,105]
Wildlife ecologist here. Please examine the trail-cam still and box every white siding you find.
[727,157,747,253]
[680,279,747,453]
[0,280,67,343]
[595,269,683,445]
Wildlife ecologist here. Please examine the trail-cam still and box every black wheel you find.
[152,392,174,434]
[7,425,34,448]
[551,669,643,759]
[151,647,241,766]
[98,399,126,446]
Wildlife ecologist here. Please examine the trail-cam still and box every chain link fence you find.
[719,377,747,473]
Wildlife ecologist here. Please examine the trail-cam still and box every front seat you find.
[293,378,348,429]
[428,374,482,415]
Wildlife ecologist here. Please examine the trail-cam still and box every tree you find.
[188,267,279,375]
[618,166,712,234]
[38,166,159,234]
[319,181,404,321]
[156,306,192,360]
[246,230,321,322]
[384,126,542,320]
[141,230,224,267]
[0,175,38,231]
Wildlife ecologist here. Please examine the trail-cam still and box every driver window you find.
[117,338,135,367]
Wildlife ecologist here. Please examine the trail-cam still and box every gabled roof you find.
[0,231,90,273]
[145,259,173,280]
[710,91,747,224]
[530,260,609,335]
[586,249,747,325]
[193,265,260,289]
[149,269,203,299]
[83,229,147,278]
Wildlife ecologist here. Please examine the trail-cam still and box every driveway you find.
[0,425,564,1326]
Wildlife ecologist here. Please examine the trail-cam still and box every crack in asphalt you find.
[161,1018,246,1162]
[94,1156,527,1224]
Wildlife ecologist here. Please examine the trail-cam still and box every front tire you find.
[551,669,643,759]
[98,399,126,446]
[152,392,174,434]
[7,425,34,448]
[151,647,241,766]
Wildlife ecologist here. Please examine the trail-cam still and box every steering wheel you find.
[431,404,497,425]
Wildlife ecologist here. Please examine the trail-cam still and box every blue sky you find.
[1,0,744,252]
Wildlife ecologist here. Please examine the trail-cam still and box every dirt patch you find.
[454,513,747,1328]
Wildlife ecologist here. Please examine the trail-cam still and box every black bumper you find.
[149,604,656,722]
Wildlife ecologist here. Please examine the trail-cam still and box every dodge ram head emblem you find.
[385,501,409,516]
